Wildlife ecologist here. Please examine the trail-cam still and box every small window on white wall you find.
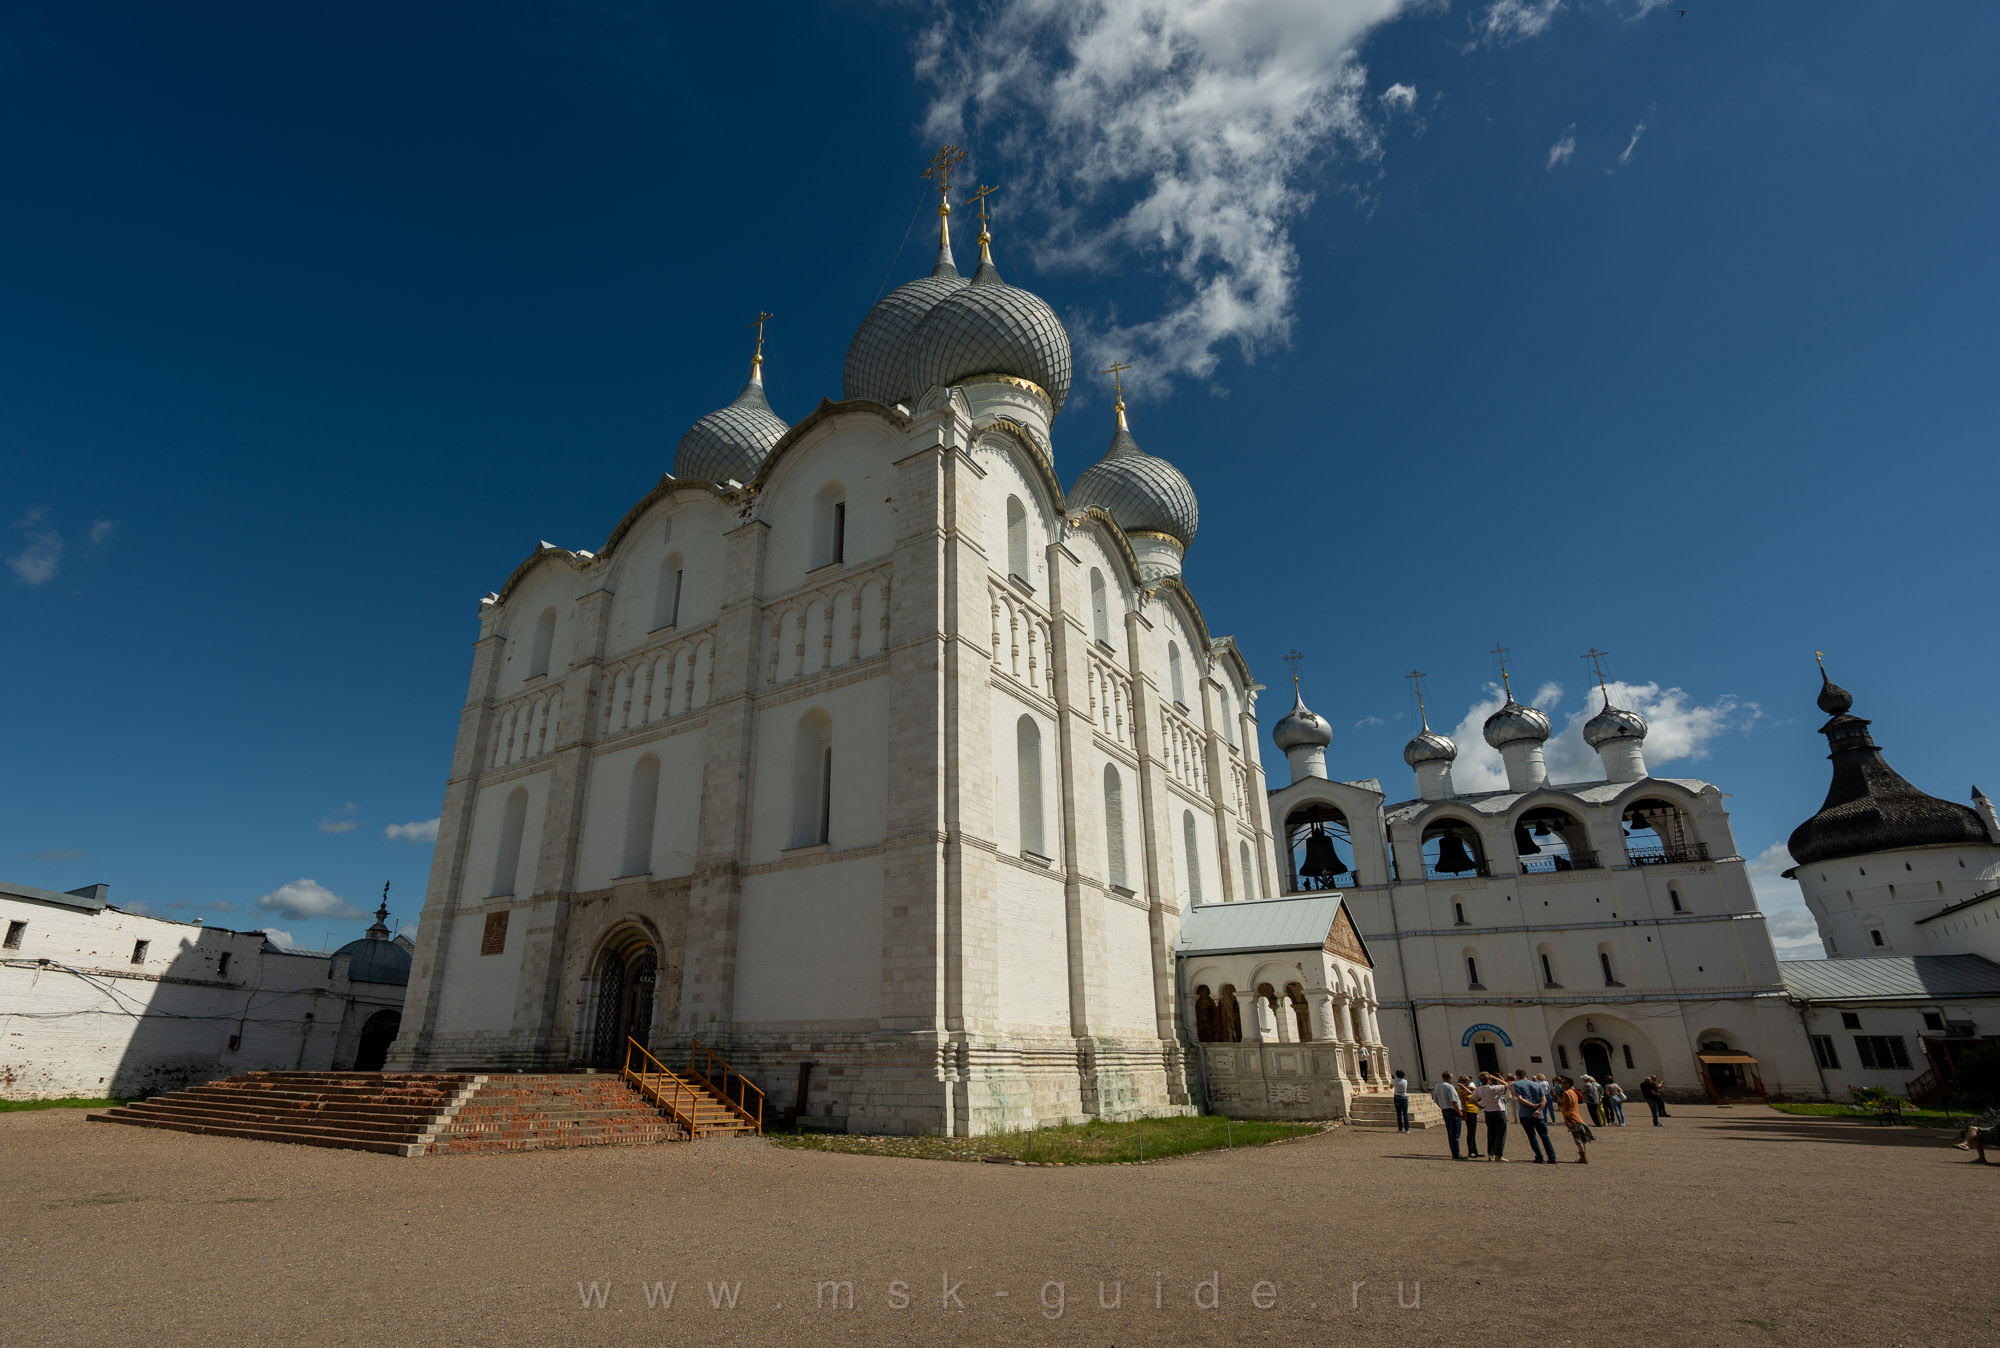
[1168,642,1186,707]
[653,553,684,630]
[1089,568,1111,646]
[528,607,558,678]
[812,484,846,569]
[492,786,529,897]
[1182,810,1203,902]
[1017,715,1046,857]
[1006,496,1030,584]
[1103,764,1128,888]
[791,709,833,847]
[621,754,660,877]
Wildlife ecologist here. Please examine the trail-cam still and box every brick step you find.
[100,1102,433,1141]
[87,1110,422,1154]
[165,1090,451,1118]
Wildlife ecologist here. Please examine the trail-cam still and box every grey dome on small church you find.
[907,223,1072,413]
[843,208,967,407]
[1272,688,1334,753]
[1584,699,1648,748]
[332,896,410,987]
[1068,399,1200,547]
[1403,729,1458,767]
[672,348,790,486]
[1483,695,1551,750]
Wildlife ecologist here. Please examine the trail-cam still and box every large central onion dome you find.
[906,222,1073,412]
[1483,692,1552,750]
[1068,398,1200,547]
[672,347,789,486]
[843,204,968,407]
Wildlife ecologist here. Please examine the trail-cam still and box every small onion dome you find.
[842,212,967,407]
[672,355,789,486]
[1817,666,1854,716]
[1584,700,1648,749]
[1403,729,1458,767]
[1482,697,1552,750]
[1272,688,1333,753]
[907,225,1073,413]
[1067,401,1200,546]
[333,934,410,986]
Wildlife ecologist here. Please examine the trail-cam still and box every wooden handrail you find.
[620,1037,706,1139]
[690,1037,765,1134]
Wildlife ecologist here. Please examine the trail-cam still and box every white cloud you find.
[88,519,116,548]
[1546,123,1576,169]
[1443,678,1760,792]
[920,0,1416,396]
[1470,0,1563,47]
[7,509,63,586]
[1355,714,1386,729]
[385,818,441,844]
[256,878,363,922]
[260,928,304,952]
[1609,108,1652,171]
[318,802,361,835]
[1747,842,1826,960]
[1379,82,1418,112]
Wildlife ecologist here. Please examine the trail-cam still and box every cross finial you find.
[1283,648,1305,694]
[1581,647,1612,703]
[963,182,999,227]
[750,310,774,362]
[924,144,968,211]
[1490,643,1513,699]
[1406,669,1430,731]
[1101,360,1132,407]
[1814,649,1827,674]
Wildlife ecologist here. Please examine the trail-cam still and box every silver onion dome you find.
[1482,696,1552,750]
[1272,688,1333,753]
[842,211,967,407]
[1068,401,1200,546]
[672,354,789,486]
[907,228,1073,412]
[1583,699,1648,749]
[1403,729,1458,767]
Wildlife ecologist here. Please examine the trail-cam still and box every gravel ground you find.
[3,1105,1992,1346]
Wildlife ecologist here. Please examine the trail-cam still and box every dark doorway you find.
[1580,1039,1613,1080]
[1474,1041,1500,1075]
[353,1009,401,1072]
[590,943,659,1068]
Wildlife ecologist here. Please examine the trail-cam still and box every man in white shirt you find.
[1433,1072,1467,1159]
[1472,1073,1512,1161]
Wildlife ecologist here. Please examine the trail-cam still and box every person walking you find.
[1640,1075,1667,1125]
[1434,1072,1466,1159]
[1556,1076,1591,1164]
[1455,1073,1483,1158]
[1511,1069,1557,1164]
[1603,1077,1627,1126]
[1392,1069,1411,1132]
[1583,1074,1605,1126]
[1474,1072,1511,1161]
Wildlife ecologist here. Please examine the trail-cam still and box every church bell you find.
[1514,823,1541,854]
[1432,830,1477,875]
[1300,826,1341,885]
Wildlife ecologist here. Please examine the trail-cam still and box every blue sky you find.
[5,2,1995,957]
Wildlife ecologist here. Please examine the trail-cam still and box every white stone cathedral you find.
[388,187,1299,1135]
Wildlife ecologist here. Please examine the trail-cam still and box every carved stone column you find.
[1235,990,1266,1043]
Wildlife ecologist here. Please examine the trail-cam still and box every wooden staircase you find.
[620,1036,764,1138]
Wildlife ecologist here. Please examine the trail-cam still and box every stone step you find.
[87,1111,423,1155]
[101,1101,434,1139]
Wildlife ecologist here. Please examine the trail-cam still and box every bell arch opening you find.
[1287,802,1356,891]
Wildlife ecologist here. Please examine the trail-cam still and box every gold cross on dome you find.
[962,182,999,227]
[750,311,774,358]
[1581,647,1612,694]
[1101,360,1132,399]
[1490,642,1513,697]
[1405,669,1429,729]
[923,144,967,198]
[1283,649,1305,690]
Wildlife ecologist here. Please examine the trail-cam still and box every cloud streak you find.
[318,802,361,835]
[1546,124,1576,170]
[1470,0,1563,48]
[385,818,441,844]
[8,509,63,586]
[1609,107,1652,172]
[256,878,364,922]
[920,0,1416,396]
[21,848,83,864]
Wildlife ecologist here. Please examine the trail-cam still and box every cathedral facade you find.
[388,196,1279,1136]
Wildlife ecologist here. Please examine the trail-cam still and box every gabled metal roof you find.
[0,879,109,913]
[1176,893,1350,957]
[1778,953,2000,1002]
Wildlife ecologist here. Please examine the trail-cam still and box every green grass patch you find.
[0,1097,126,1113]
[768,1114,1321,1165]
[1769,1101,1966,1126]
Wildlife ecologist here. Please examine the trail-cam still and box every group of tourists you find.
[1396,1067,1672,1163]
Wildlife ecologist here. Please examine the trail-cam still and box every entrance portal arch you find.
[1580,1038,1614,1081]
[353,1009,401,1072]
[589,927,661,1068]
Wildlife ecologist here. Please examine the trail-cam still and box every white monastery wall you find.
[733,857,885,1027]
[575,728,708,889]
[1096,900,1159,1036]
[1794,843,2000,957]
[991,866,1072,1033]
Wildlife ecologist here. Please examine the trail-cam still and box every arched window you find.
[1218,686,1236,748]
[1454,899,1468,926]
[1514,807,1597,872]
[491,786,529,897]
[1005,496,1029,584]
[1167,642,1186,706]
[1182,810,1204,903]
[528,607,557,678]
[791,709,833,847]
[1216,983,1244,1042]
[1537,943,1560,988]
[621,754,660,877]
[1285,983,1311,1041]
[1598,944,1622,987]
[1287,803,1356,891]
[1238,840,1256,900]
[1622,797,1703,866]
[812,483,846,569]
[1464,949,1483,990]
[1102,764,1127,888]
[1422,819,1488,879]
[1089,567,1110,646]
[653,553,684,630]
[1017,715,1046,856]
